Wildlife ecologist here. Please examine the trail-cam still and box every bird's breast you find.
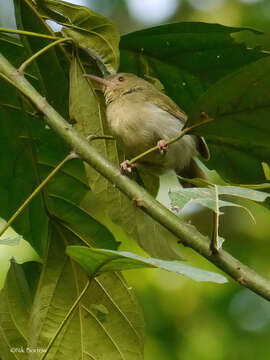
[106,99,197,172]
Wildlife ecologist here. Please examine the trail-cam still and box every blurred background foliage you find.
[1,0,270,359]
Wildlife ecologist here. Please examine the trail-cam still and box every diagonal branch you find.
[0,52,270,301]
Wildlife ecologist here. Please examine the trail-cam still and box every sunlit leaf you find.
[29,227,144,360]
[169,184,270,250]
[66,246,228,283]
[38,0,120,73]
[169,185,269,220]
[14,0,69,117]
[0,219,42,290]
[0,236,22,246]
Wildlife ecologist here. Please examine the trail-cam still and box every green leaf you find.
[0,33,25,68]
[29,226,144,360]
[217,186,270,202]
[69,54,114,197]
[120,22,266,112]
[169,184,270,250]
[0,261,31,360]
[169,185,269,219]
[0,39,117,256]
[188,56,270,183]
[0,109,49,256]
[0,218,42,290]
[14,0,69,117]
[0,236,22,246]
[66,246,228,283]
[262,162,270,180]
[47,195,118,249]
[0,226,144,359]
[38,0,120,73]
[0,34,27,108]
[133,168,160,199]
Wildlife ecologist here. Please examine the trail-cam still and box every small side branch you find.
[18,37,73,74]
[0,152,77,238]
[0,27,60,40]
[128,118,212,166]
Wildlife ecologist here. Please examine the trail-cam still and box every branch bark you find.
[1,52,270,301]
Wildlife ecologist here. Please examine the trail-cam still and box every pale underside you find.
[106,98,197,175]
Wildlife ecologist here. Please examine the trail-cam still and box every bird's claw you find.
[157,139,168,155]
[120,160,136,174]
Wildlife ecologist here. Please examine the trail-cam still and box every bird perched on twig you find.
[85,72,209,184]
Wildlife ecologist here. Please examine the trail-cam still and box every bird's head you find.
[84,72,153,104]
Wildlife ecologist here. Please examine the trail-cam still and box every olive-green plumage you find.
[86,72,209,180]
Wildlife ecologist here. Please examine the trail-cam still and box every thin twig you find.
[18,37,73,73]
[0,27,60,40]
[128,119,213,165]
[0,152,77,238]
[210,185,220,254]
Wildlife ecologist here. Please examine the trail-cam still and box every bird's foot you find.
[157,139,168,155]
[120,160,136,174]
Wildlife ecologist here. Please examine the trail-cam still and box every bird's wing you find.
[150,91,188,124]
[149,91,210,160]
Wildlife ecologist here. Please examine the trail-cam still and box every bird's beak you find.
[83,74,111,87]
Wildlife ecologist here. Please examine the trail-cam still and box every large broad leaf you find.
[0,87,117,257]
[187,56,270,183]
[0,17,49,258]
[0,33,25,67]
[0,14,143,358]
[66,246,228,283]
[0,218,41,290]
[14,0,69,117]
[37,0,120,73]
[0,106,49,257]
[0,4,117,254]
[28,227,144,360]
[0,261,31,360]
[120,22,266,112]
[69,54,114,197]
[0,231,145,360]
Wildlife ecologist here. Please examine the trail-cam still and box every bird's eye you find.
[118,76,125,82]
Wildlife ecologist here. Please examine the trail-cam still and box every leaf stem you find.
[128,119,212,165]
[211,185,220,254]
[0,152,77,238]
[41,279,91,360]
[0,27,60,40]
[18,37,73,73]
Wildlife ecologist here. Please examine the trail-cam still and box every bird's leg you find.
[120,160,136,174]
[157,139,168,155]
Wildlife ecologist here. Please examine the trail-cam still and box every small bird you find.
[85,72,209,183]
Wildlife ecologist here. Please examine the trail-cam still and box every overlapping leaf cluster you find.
[0,0,270,359]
